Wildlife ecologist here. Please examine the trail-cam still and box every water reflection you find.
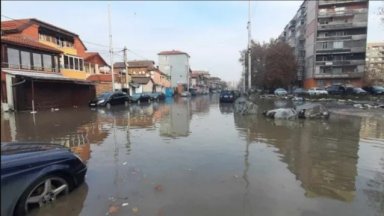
[159,97,192,138]
[234,112,361,202]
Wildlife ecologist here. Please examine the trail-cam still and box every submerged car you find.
[89,91,130,107]
[274,88,288,96]
[326,85,346,95]
[362,86,384,95]
[1,142,87,216]
[345,87,367,95]
[308,87,328,96]
[130,93,152,103]
[220,90,238,103]
[148,92,166,101]
[292,88,308,96]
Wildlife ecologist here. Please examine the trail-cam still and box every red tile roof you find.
[82,52,108,66]
[87,74,112,82]
[82,52,98,60]
[1,19,30,31]
[1,34,63,53]
[1,18,87,50]
[1,18,79,36]
[131,77,152,85]
[158,50,190,57]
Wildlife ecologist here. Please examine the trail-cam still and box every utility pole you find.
[247,0,252,91]
[108,5,115,91]
[123,46,129,90]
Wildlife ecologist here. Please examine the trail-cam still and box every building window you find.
[334,41,344,49]
[79,59,83,71]
[64,55,69,68]
[43,54,52,71]
[69,57,74,69]
[7,48,20,67]
[20,51,31,69]
[322,42,328,49]
[74,58,79,70]
[33,53,42,70]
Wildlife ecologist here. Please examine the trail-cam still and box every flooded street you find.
[1,95,384,216]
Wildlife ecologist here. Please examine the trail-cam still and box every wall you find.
[61,70,88,80]
[158,54,189,87]
[95,82,112,95]
[305,0,318,81]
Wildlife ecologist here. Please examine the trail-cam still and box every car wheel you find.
[106,102,111,109]
[14,175,70,216]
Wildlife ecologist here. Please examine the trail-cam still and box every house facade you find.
[158,50,190,88]
[1,18,97,111]
[1,18,109,80]
[1,34,95,111]
[129,77,154,95]
[115,60,171,94]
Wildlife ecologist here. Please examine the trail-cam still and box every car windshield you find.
[373,86,384,90]
[97,92,112,100]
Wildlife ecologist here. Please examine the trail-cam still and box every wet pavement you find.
[1,95,384,216]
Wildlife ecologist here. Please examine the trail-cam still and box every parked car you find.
[362,86,384,95]
[220,90,238,103]
[130,93,152,103]
[89,91,129,107]
[274,88,288,96]
[345,87,368,95]
[1,142,87,216]
[308,87,328,96]
[148,92,165,101]
[292,88,308,96]
[326,85,346,95]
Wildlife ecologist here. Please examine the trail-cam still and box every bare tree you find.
[239,39,297,91]
[264,40,297,90]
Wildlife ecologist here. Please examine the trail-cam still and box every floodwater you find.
[1,95,384,216]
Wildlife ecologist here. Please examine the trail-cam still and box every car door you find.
[110,93,119,105]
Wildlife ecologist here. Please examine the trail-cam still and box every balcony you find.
[317,34,366,41]
[318,0,368,6]
[314,72,364,79]
[315,60,365,66]
[1,62,60,73]
[318,8,368,18]
[318,21,367,30]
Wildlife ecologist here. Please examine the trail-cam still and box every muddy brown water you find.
[1,95,383,216]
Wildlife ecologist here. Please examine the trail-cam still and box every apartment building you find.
[365,42,384,85]
[279,0,369,88]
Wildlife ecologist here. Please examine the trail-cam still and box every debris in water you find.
[122,161,128,165]
[108,204,120,214]
[154,184,163,192]
[132,207,139,214]
[122,203,129,207]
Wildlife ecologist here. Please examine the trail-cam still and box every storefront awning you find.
[2,69,94,85]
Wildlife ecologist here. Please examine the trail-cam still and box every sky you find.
[2,1,383,83]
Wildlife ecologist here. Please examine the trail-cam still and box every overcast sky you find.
[2,1,383,82]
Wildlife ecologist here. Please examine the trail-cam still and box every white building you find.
[158,50,190,88]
